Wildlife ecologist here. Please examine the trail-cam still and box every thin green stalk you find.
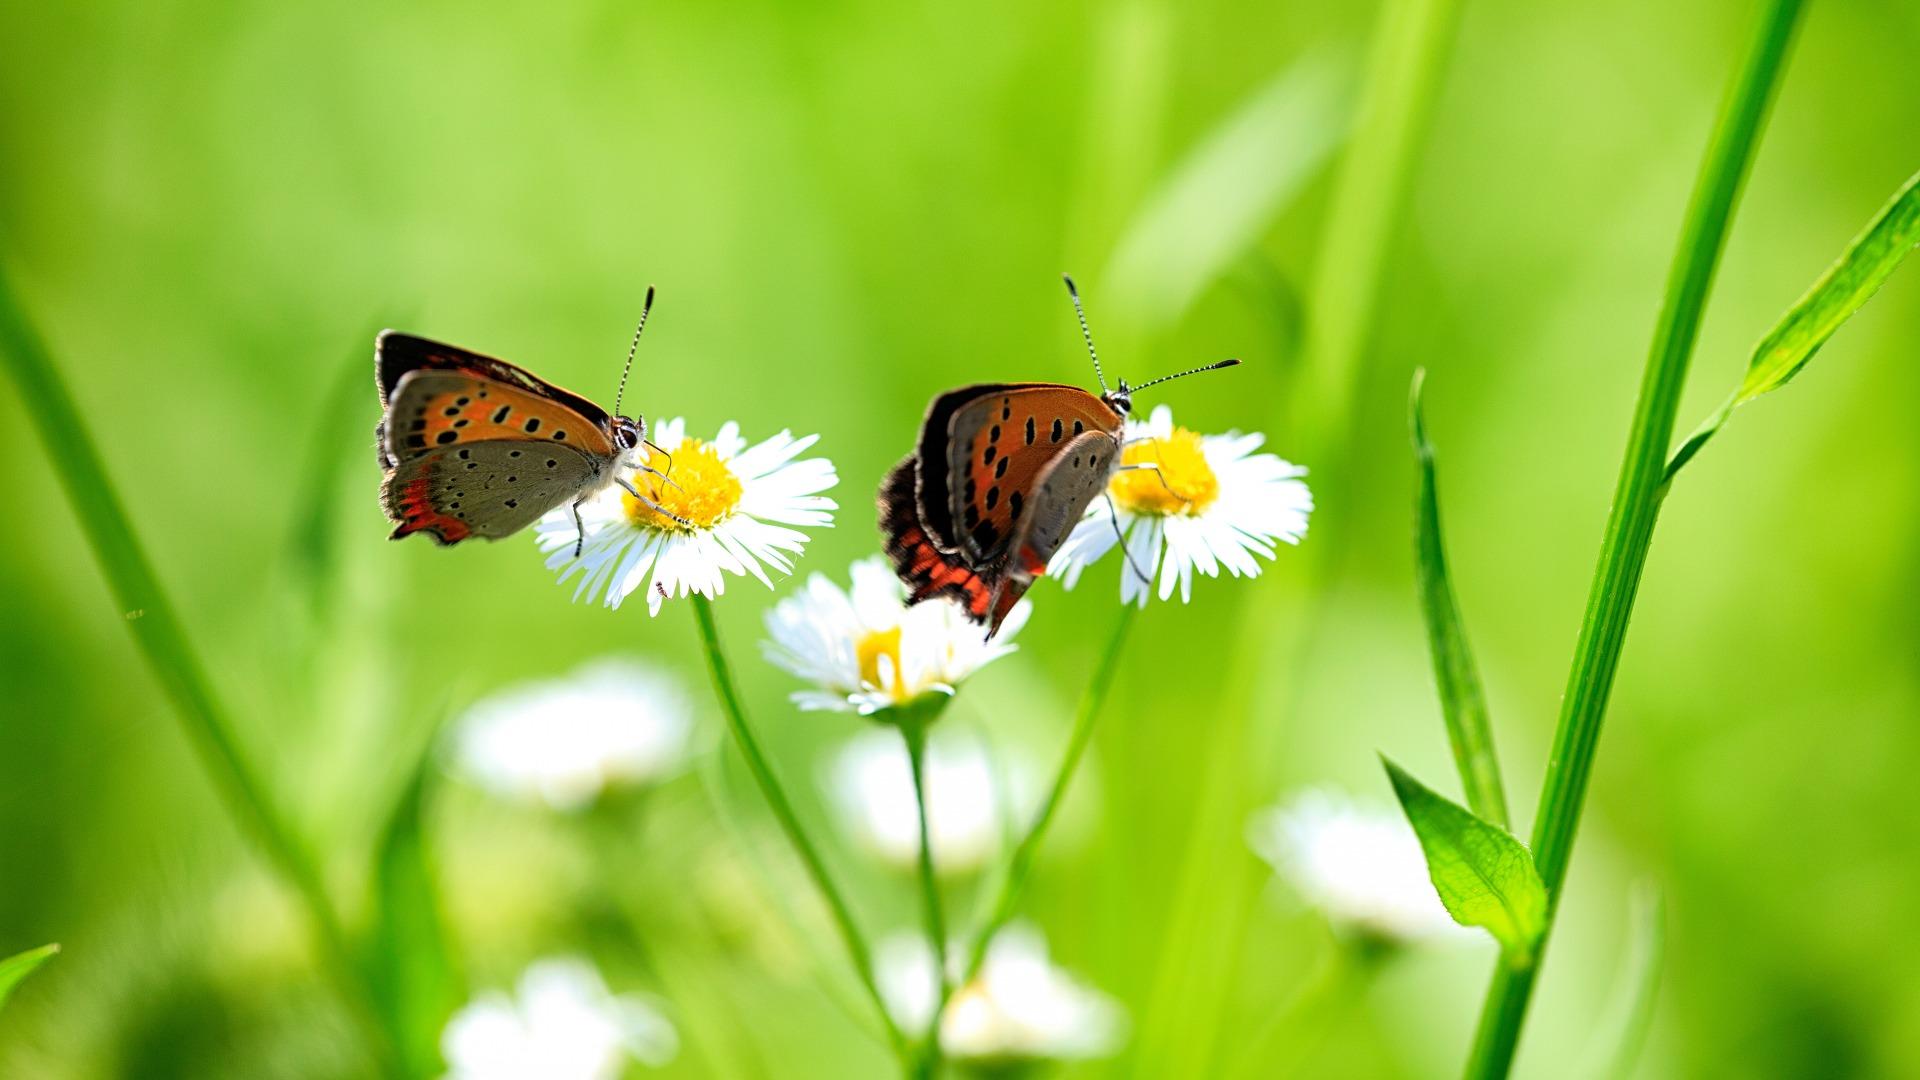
[1463,2,1804,1076]
[688,595,908,1062]
[1411,372,1509,828]
[0,270,398,1074]
[900,716,947,1080]
[962,604,1136,983]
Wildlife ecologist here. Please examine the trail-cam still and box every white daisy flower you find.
[1049,404,1311,605]
[761,557,1028,715]
[441,956,678,1079]
[1247,788,1467,945]
[877,924,1125,1065]
[824,728,1035,876]
[537,417,837,614]
[454,658,693,811]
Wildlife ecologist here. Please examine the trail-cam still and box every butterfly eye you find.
[612,416,641,450]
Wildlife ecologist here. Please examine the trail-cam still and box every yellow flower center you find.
[1109,427,1219,515]
[856,625,906,697]
[622,437,743,532]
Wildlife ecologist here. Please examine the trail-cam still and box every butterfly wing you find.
[909,382,1033,553]
[938,386,1124,567]
[376,332,612,421]
[1005,429,1121,575]
[381,371,617,469]
[879,457,1030,633]
[384,440,601,544]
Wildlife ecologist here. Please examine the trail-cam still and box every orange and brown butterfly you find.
[878,275,1240,637]
[375,288,686,554]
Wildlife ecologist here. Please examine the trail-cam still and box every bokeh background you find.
[3,0,1919,1076]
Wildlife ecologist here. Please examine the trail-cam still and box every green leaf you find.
[1668,167,1920,479]
[363,731,462,1077]
[1382,758,1546,960]
[0,944,58,1014]
[1105,51,1351,330]
[1409,371,1509,829]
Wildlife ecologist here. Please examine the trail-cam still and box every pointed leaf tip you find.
[0,943,60,1013]
[1382,757,1545,960]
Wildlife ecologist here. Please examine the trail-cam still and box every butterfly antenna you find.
[1062,274,1108,393]
[1131,358,1242,393]
[614,284,655,417]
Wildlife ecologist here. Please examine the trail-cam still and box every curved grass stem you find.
[0,271,399,1074]
[688,595,909,1065]
[1462,2,1804,1075]
[963,604,1136,983]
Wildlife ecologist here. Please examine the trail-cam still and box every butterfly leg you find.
[615,475,695,528]
[571,498,587,558]
[1104,493,1153,589]
[1115,461,1191,509]
[643,438,678,481]
[632,463,684,493]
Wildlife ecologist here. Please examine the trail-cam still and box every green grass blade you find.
[364,723,463,1078]
[1105,51,1351,329]
[1668,167,1920,479]
[1409,371,1509,828]
[1737,169,1920,401]
[0,269,396,1071]
[1289,0,1464,454]
[1584,884,1666,1080]
[288,318,394,619]
[0,944,59,1014]
[1135,0,1466,1069]
[1383,759,1544,961]
[1463,2,1804,1075]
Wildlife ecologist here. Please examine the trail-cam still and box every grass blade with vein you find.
[0,269,398,1073]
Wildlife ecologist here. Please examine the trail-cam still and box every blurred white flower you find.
[762,557,1027,715]
[825,728,1034,875]
[455,658,693,811]
[878,925,1124,1065]
[1247,788,1466,944]
[1050,404,1311,605]
[537,417,837,614]
[441,956,677,1079]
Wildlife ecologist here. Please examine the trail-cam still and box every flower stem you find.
[688,595,909,1062]
[898,710,948,1078]
[0,271,399,1074]
[1462,3,1803,1076]
[962,603,1137,982]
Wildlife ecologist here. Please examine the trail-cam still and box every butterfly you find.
[375,287,685,554]
[879,275,1239,637]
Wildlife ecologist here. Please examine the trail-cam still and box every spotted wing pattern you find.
[382,371,616,469]
[940,387,1123,567]
[384,440,601,545]
[879,457,1028,633]
[1005,429,1120,574]
[376,331,610,419]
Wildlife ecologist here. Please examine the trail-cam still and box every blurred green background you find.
[3,0,1919,1076]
